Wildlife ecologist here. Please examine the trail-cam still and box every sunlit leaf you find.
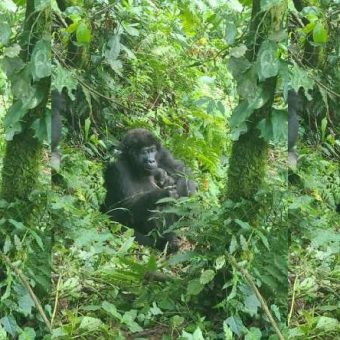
[18,327,36,340]
[4,44,21,57]
[200,269,215,284]
[244,327,262,340]
[225,20,237,44]
[79,316,103,331]
[0,23,11,45]
[0,0,17,12]
[76,21,92,44]
[313,22,328,43]
[257,40,279,80]
[31,39,51,80]
[187,279,204,296]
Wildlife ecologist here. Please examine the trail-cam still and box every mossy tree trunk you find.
[226,0,285,222]
[1,0,50,220]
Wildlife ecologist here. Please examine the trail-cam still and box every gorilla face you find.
[133,145,159,172]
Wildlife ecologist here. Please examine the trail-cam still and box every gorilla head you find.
[120,128,161,174]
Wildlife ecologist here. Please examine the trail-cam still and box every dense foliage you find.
[0,0,339,339]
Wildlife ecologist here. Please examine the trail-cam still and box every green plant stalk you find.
[0,251,51,331]
[227,254,285,340]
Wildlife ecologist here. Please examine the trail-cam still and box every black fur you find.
[102,129,197,251]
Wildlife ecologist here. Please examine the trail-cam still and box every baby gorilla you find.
[102,129,196,251]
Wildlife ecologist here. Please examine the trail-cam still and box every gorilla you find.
[102,129,197,251]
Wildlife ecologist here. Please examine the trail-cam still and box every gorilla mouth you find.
[144,164,157,171]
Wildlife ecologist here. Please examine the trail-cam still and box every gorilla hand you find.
[152,168,175,188]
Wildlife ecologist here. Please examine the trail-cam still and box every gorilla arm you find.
[157,148,197,196]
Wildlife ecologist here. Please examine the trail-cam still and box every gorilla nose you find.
[147,160,157,168]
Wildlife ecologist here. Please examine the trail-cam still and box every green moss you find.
[227,128,268,202]
[1,126,43,202]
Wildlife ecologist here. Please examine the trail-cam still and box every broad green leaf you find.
[4,44,21,57]
[168,251,196,265]
[76,22,91,44]
[124,24,139,37]
[31,109,51,143]
[313,22,328,43]
[316,316,339,331]
[181,327,204,340]
[186,279,204,295]
[200,269,215,284]
[228,56,251,80]
[271,109,287,142]
[249,87,271,109]
[244,294,261,316]
[11,68,34,102]
[230,44,247,58]
[229,101,254,128]
[180,8,197,36]
[237,68,258,99]
[3,236,12,254]
[102,301,122,320]
[121,44,136,60]
[257,41,279,80]
[227,0,243,12]
[171,315,184,328]
[31,39,51,80]
[289,327,305,337]
[122,310,143,333]
[0,325,6,339]
[1,56,25,78]
[230,122,248,141]
[224,323,233,340]
[8,219,25,230]
[105,34,121,61]
[0,0,17,12]
[0,316,18,337]
[18,294,35,317]
[51,327,68,338]
[52,64,77,97]
[215,255,226,269]
[225,316,246,337]
[289,65,314,99]
[257,117,273,141]
[0,23,11,45]
[5,122,22,140]
[271,304,281,321]
[3,100,28,138]
[107,59,123,76]
[245,327,262,340]
[225,20,237,44]
[192,327,204,340]
[30,230,44,250]
[79,317,103,331]
[229,236,238,254]
[18,327,36,340]
[150,302,162,315]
